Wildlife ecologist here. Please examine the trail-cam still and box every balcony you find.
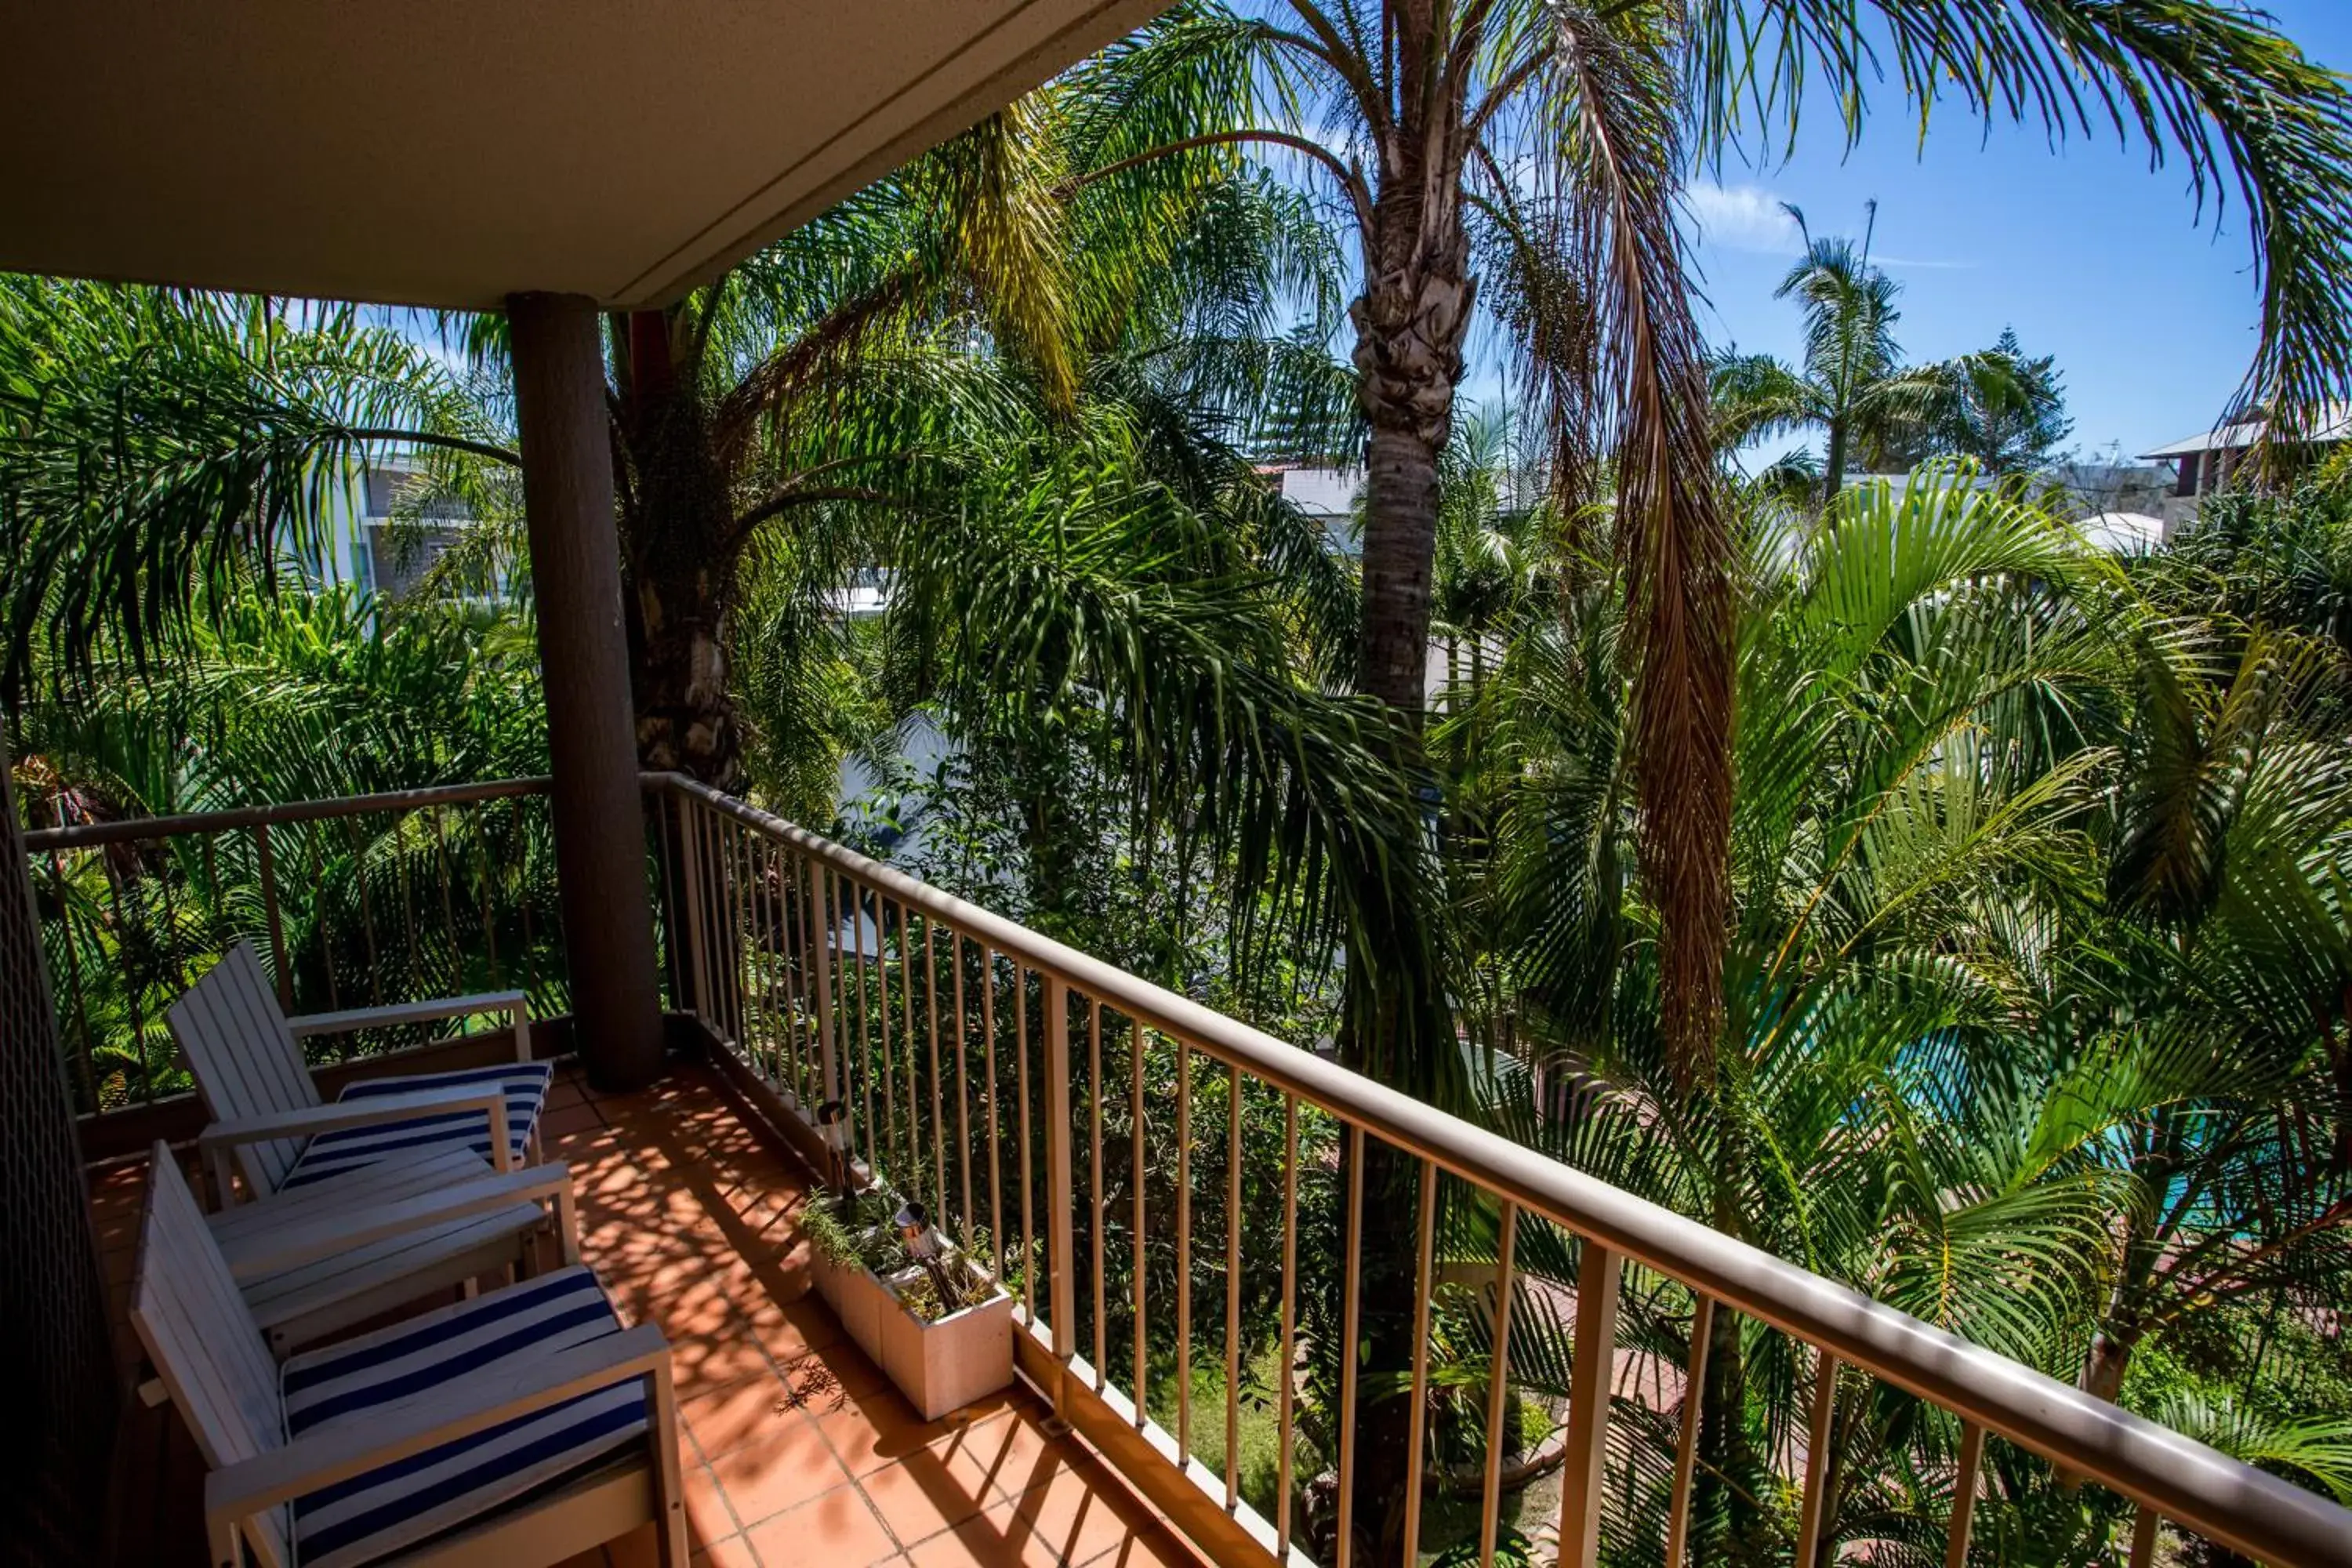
[37,775,2352,1568]
[89,1059,1195,1568]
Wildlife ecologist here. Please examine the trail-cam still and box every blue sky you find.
[1666,0,2352,465]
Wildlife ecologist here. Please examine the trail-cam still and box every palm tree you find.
[1470,476,2103,1558]
[543,48,1315,789]
[1458,472,2352,1559]
[0,16,1308,794]
[1132,0,2352,1096]
[0,283,515,699]
[13,583,559,1107]
[1935,328,2073,475]
[1710,209,2038,503]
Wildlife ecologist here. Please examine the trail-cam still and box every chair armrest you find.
[216,1161,577,1279]
[291,989,532,1062]
[205,1324,671,1523]
[198,1083,514,1171]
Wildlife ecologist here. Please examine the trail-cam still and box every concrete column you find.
[508,292,663,1089]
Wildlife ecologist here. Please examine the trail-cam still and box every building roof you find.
[2137,402,2352,459]
[0,0,1164,310]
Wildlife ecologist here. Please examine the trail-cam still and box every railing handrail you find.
[21,777,553,851]
[646,771,2352,1568]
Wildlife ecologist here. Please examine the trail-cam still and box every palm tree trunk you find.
[1359,424,1445,717]
[1341,182,1474,1566]
[630,555,744,789]
[619,363,746,793]
[1821,416,1849,507]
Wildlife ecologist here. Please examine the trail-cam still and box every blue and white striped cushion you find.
[279,1062,554,1190]
[281,1266,647,1568]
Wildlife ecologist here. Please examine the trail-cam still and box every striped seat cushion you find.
[281,1266,645,1568]
[279,1062,554,1190]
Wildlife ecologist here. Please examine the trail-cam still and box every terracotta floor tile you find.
[744,1483,900,1568]
[684,1461,741,1542]
[710,1414,856,1527]
[1076,1528,1198,1568]
[810,1383,949,1476]
[745,1291,844,1361]
[858,1448,1000,1548]
[777,1341,894,1415]
[1006,1452,1159,1568]
[745,1252,815,1310]
[540,1101,608,1139]
[670,1330,778,1397]
[692,1534,762,1568]
[685,1378,811,1463]
[646,1274,757,1340]
[946,1408,1065,1504]
[906,1498,1063,1568]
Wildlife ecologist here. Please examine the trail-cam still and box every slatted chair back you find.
[169,942,318,1197]
[129,1143,293,1568]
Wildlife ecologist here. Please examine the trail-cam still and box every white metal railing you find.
[648,772,2352,1568]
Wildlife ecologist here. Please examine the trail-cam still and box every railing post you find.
[1945,1421,1984,1568]
[1556,1241,1621,1568]
[252,822,292,1009]
[675,796,708,1024]
[813,866,840,1103]
[1663,1295,1715,1568]
[1043,973,1077,1414]
[1795,1348,1841,1568]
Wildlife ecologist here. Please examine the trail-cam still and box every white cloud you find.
[1682,180,1803,255]
[1682,180,1974,270]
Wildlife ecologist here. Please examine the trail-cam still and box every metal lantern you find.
[816,1098,851,1200]
[894,1200,962,1312]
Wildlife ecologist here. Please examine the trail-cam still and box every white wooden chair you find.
[205,1146,582,1356]
[171,942,556,1206]
[132,1145,688,1568]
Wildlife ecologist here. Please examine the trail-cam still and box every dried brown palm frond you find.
[1512,2,1733,1084]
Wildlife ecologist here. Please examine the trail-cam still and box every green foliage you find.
[1711,217,2075,495]
[800,1185,908,1273]
[9,5,2352,1556]
[13,585,560,1109]
[0,280,513,698]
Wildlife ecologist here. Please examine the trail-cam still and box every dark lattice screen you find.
[0,749,117,1566]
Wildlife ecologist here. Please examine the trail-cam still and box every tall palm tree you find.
[1471,476,2121,1559]
[1709,209,2040,503]
[553,47,1309,789]
[1134,0,2352,1091]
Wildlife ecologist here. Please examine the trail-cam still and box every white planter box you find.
[811,1241,1014,1421]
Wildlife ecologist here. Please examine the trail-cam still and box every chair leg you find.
[651,1370,689,1568]
[206,1513,243,1568]
[555,1184,582,1266]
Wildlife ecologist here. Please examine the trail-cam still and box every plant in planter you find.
[802,1178,1014,1420]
